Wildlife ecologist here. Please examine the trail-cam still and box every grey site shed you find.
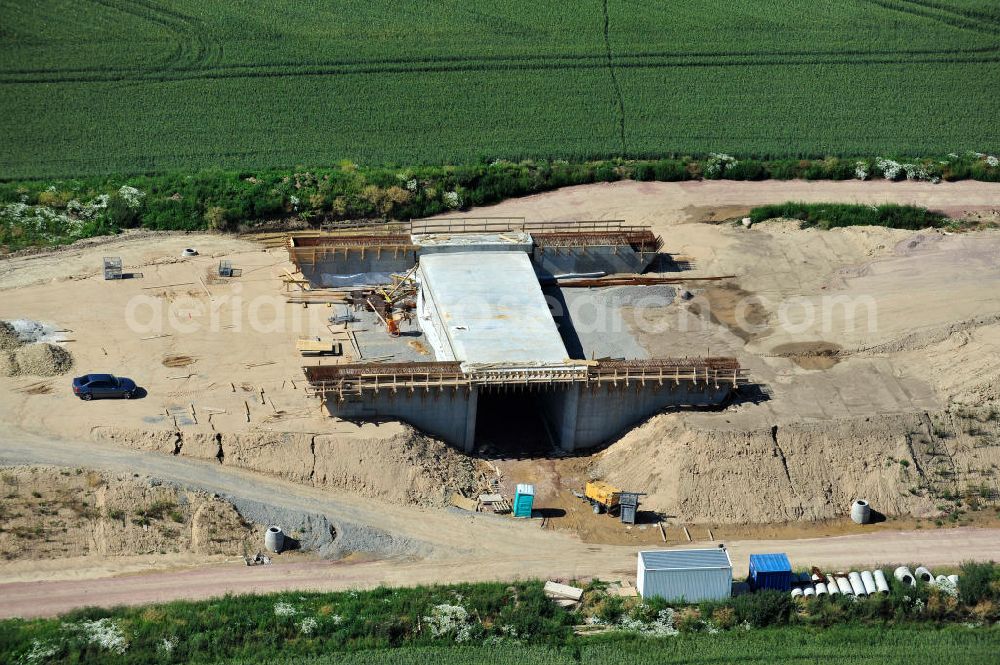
[637,548,733,602]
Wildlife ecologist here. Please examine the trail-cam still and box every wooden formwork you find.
[303,357,747,403]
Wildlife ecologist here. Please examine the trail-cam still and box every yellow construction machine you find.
[585,481,621,514]
[584,481,645,524]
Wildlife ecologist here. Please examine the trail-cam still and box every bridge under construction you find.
[293,217,746,452]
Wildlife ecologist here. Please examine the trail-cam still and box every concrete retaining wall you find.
[326,380,732,454]
[532,245,656,279]
[300,249,416,286]
[568,382,732,450]
[327,388,477,452]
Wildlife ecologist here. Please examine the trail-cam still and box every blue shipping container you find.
[748,553,792,591]
[513,483,535,518]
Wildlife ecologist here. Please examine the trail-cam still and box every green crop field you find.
[1,0,999,178]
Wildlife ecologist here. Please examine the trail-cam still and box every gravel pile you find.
[224,494,431,559]
[0,351,18,377]
[0,321,23,351]
[13,343,74,376]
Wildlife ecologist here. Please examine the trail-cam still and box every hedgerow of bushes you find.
[748,202,947,230]
[1,152,998,252]
[3,563,1000,664]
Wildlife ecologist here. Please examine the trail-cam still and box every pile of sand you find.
[312,428,480,506]
[0,321,22,351]
[11,343,73,376]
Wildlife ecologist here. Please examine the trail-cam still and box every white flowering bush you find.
[876,158,903,180]
[274,601,297,616]
[442,190,462,209]
[298,617,318,635]
[406,178,418,192]
[618,607,679,636]
[422,603,474,642]
[704,153,737,178]
[117,185,145,209]
[0,189,124,248]
[986,155,999,168]
[64,618,129,655]
[935,577,959,598]
[854,161,869,180]
[158,636,177,653]
[875,158,939,183]
[21,639,58,665]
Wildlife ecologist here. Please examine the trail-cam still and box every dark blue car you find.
[72,374,138,400]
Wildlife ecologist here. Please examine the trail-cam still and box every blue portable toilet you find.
[513,483,535,518]
[748,553,792,591]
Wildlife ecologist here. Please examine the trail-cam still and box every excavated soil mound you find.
[13,342,73,376]
[0,465,257,561]
[0,321,23,351]
[92,425,481,508]
[771,341,843,370]
[312,428,479,506]
[592,413,941,524]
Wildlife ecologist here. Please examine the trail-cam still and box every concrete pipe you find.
[861,571,878,596]
[826,575,840,595]
[815,582,828,596]
[947,574,960,585]
[873,569,890,595]
[851,500,871,525]
[804,586,816,597]
[264,525,284,553]
[915,566,933,583]
[894,566,916,587]
[791,587,803,598]
[848,572,867,596]
[836,576,854,595]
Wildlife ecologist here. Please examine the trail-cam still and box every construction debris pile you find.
[0,321,74,377]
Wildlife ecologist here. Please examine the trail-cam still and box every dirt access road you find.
[2,427,999,618]
[5,527,999,619]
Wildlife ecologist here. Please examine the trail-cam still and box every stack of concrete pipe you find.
[893,565,959,589]
[792,569,892,598]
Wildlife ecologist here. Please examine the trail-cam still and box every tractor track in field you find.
[2,46,1000,86]
[3,0,998,86]
[602,0,628,155]
[85,0,222,71]
[867,0,1000,37]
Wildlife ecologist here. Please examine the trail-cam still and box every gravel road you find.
[2,426,999,618]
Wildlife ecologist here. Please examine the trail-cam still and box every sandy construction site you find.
[2,179,1000,616]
